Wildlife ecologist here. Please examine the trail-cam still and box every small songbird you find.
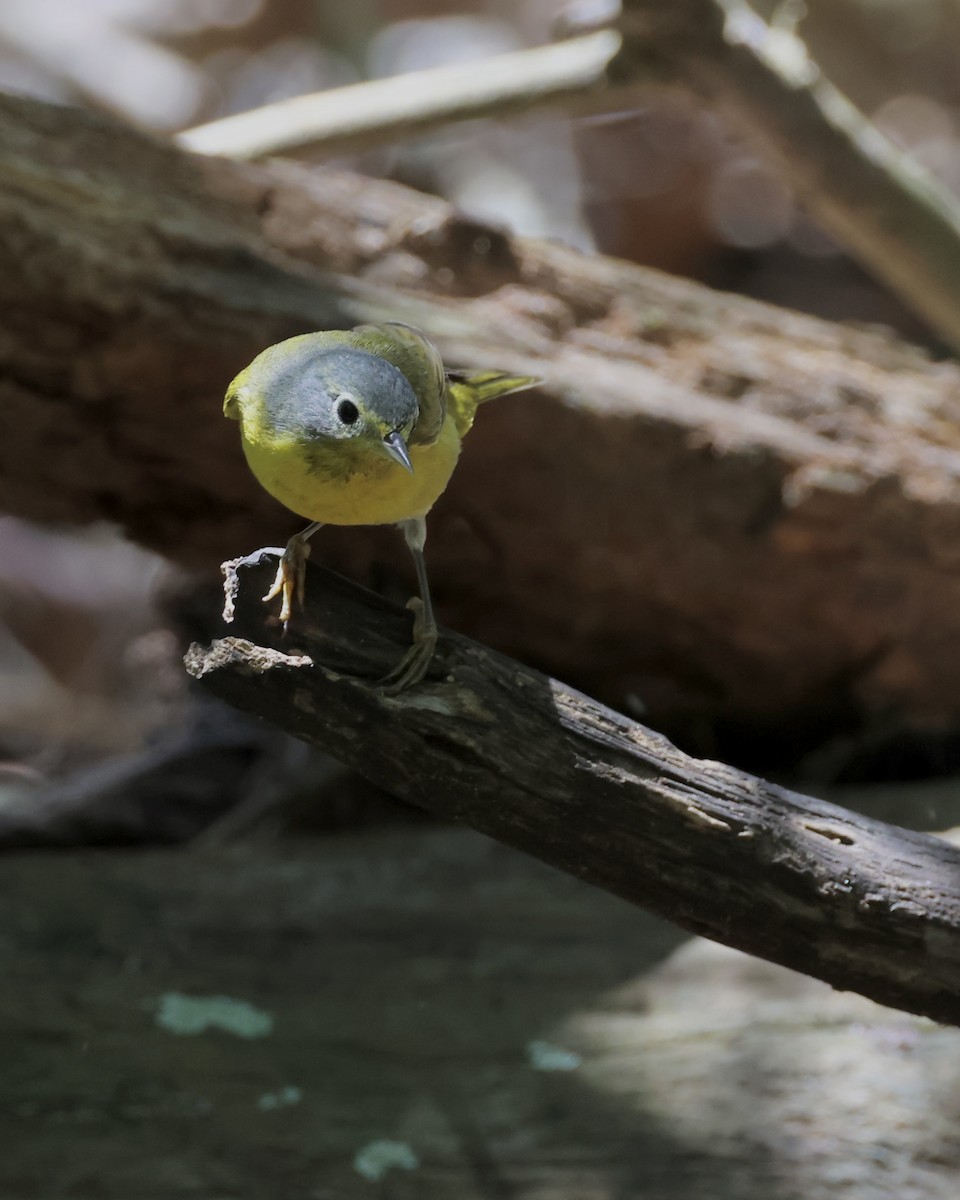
[224,322,539,691]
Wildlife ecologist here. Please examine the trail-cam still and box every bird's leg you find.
[262,521,323,629]
[380,515,438,693]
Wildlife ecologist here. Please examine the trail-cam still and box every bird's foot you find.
[262,535,312,629]
[379,597,438,694]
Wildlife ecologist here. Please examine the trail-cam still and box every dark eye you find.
[337,398,359,425]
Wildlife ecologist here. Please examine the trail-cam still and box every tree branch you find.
[616,0,960,349]
[185,555,960,1028]
[178,30,621,160]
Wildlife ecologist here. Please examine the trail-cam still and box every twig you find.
[186,555,960,1028]
[177,30,621,160]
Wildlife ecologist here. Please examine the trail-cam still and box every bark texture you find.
[6,92,960,738]
[186,558,960,1027]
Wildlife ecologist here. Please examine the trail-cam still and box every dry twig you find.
[178,30,621,160]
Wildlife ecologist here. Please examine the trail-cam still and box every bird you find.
[223,321,539,692]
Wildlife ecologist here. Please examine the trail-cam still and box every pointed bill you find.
[383,430,414,473]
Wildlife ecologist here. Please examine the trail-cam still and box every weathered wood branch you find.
[7,91,960,738]
[617,0,960,349]
[179,29,622,160]
[186,556,960,1027]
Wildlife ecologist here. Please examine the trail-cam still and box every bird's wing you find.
[445,370,542,437]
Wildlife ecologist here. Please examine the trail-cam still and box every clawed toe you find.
[379,598,438,693]
[378,637,437,694]
[260,533,314,629]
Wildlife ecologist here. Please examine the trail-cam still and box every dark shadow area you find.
[0,828,790,1200]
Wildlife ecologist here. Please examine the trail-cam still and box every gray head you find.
[226,339,420,470]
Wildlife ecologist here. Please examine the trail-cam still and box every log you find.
[4,828,960,1199]
[7,91,960,737]
[185,556,960,1027]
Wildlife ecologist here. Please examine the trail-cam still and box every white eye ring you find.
[336,395,360,425]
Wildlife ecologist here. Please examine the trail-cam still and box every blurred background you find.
[2,0,959,842]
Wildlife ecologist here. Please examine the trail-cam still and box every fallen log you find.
[6,92,960,737]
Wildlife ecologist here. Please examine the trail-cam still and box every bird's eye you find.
[336,397,360,425]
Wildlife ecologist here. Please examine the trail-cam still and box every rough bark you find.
[185,557,960,1027]
[4,829,960,1200]
[7,91,960,738]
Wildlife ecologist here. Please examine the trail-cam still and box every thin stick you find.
[177,30,621,161]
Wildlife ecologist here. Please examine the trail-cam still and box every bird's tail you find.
[446,369,541,436]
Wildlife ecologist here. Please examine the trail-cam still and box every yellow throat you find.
[240,408,462,527]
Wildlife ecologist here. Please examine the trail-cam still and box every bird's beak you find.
[383,430,414,473]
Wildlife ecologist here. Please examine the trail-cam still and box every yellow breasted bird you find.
[224,322,539,691]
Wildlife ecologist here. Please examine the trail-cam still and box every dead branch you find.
[185,555,960,1027]
[179,30,621,160]
[616,0,960,349]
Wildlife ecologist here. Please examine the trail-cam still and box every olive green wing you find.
[350,321,541,441]
[445,369,542,437]
[351,322,447,445]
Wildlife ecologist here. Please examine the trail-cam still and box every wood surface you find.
[185,556,960,1027]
